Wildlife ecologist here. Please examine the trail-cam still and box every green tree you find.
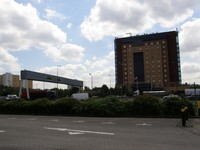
[100,84,109,97]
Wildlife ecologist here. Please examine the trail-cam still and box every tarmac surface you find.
[0,115,200,150]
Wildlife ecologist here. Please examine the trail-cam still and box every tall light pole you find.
[89,73,93,90]
[109,74,111,88]
[57,65,61,89]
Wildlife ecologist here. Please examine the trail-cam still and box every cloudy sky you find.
[1,0,200,89]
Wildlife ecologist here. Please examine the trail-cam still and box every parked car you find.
[186,95,200,100]
[0,96,6,100]
[6,94,19,100]
[162,94,180,100]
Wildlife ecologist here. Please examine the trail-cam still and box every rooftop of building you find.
[114,30,178,44]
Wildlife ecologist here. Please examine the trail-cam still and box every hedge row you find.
[0,96,196,117]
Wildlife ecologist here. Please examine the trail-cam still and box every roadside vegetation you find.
[0,96,196,117]
[0,84,198,117]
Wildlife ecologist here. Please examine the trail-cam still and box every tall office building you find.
[114,31,181,91]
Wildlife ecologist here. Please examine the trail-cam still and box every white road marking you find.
[101,122,115,125]
[48,119,59,122]
[0,130,5,133]
[73,120,85,123]
[27,118,36,121]
[136,123,152,126]
[68,131,84,135]
[8,117,16,120]
[44,127,114,135]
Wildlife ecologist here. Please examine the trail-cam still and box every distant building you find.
[0,72,33,89]
[114,31,181,91]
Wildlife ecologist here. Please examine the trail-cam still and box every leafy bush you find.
[0,99,30,114]
[132,96,161,117]
[0,96,196,117]
[161,97,195,116]
[81,96,131,117]
[51,97,81,115]
[26,98,52,114]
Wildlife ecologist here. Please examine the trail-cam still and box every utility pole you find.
[57,65,61,89]
[194,82,199,116]
[89,73,93,90]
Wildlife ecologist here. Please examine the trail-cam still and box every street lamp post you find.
[57,65,61,89]
[89,73,93,90]
[109,74,111,88]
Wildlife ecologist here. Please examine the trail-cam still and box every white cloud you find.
[44,8,68,20]
[0,0,66,51]
[38,64,87,78]
[81,0,199,41]
[34,51,115,89]
[179,18,200,84]
[181,62,200,84]
[0,48,20,74]
[84,51,115,88]
[44,43,85,62]
[66,23,72,29]
[0,0,85,64]
[180,18,200,53]
[35,0,42,4]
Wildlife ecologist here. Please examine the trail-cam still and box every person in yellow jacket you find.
[181,105,188,127]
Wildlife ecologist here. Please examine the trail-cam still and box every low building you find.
[0,72,32,89]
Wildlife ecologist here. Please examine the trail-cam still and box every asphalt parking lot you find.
[0,115,200,150]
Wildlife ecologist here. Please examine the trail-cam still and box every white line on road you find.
[48,119,59,122]
[44,127,114,135]
[136,123,152,126]
[73,120,85,123]
[68,131,84,135]
[101,122,116,125]
[27,118,36,121]
[8,117,17,120]
[0,130,5,133]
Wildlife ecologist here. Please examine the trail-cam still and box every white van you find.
[71,93,89,100]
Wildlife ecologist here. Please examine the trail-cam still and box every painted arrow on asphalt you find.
[44,127,114,135]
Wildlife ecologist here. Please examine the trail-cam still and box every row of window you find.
[123,41,166,49]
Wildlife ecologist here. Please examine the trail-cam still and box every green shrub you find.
[132,96,161,116]
[161,97,195,116]
[0,99,30,114]
[82,96,133,117]
[26,98,52,114]
[51,97,81,115]
[0,96,196,117]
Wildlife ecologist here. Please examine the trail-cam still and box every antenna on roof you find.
[126,33,132,37]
